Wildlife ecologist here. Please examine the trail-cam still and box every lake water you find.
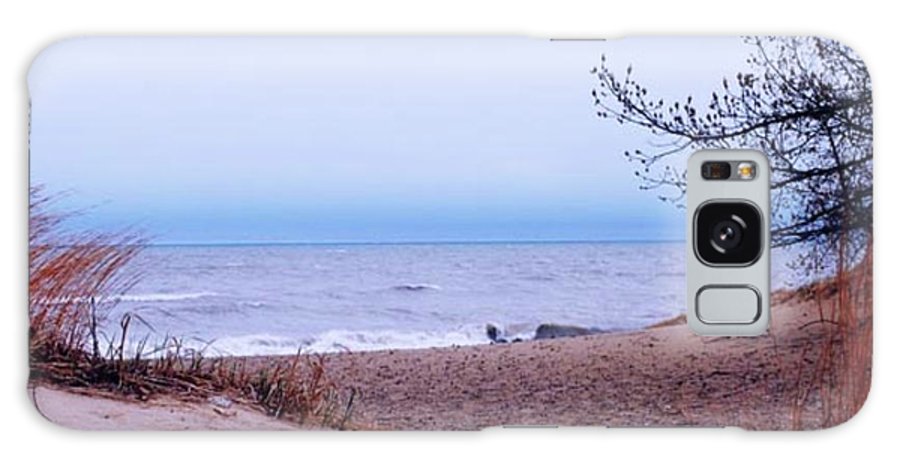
[105,241,795,356]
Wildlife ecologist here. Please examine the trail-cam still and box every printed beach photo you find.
[28,37,871,430]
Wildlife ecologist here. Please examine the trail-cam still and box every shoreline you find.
[31,286,870,430]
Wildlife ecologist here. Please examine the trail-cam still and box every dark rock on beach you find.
[486,324,502,343]
[533,323,606,340]
[486,322,606,343]
[485,323,523,343]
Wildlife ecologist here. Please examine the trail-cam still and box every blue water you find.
[103,241,790,356]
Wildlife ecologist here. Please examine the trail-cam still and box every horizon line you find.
[147,238,686,247]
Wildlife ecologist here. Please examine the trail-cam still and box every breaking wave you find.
[391,283,443,292]
[206,326,487,356]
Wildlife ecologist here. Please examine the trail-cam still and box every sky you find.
[28,37,751,244]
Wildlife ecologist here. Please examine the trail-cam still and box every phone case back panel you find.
[27,37,872,430]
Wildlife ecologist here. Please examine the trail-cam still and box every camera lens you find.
[694,202,762,266]
[711,219,743,251]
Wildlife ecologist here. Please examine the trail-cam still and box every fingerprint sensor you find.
[696,286,761,325]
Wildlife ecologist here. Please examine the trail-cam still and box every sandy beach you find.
[32,281,870,431]
[30,386,298,430]
[310,288,869,430]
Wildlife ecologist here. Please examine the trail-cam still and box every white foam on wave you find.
[115,334,303,359]
[42,291,218,306]
[240,301,267,308]
[305,327,483,353]
[204,325,487,356]
[116,291,218,303]
[204,334,310,356]
[391,283,443,292]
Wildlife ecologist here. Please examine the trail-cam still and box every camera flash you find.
[737,162,756,180]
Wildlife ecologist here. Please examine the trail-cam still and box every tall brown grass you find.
[790,239,873,429]
[28,187,355,428]
[29,186,144,362]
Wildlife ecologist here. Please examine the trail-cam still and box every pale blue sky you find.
[29,37,750,244]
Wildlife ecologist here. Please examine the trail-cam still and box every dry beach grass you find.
[28,188,355,430]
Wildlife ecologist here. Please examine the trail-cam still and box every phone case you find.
[27,36,872,430]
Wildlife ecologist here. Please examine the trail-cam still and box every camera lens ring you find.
[693,201,763,266]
